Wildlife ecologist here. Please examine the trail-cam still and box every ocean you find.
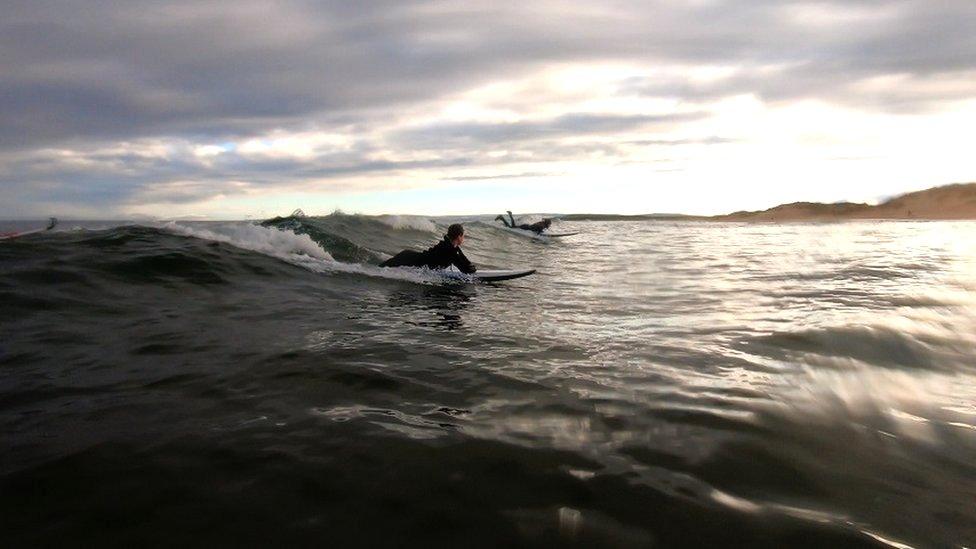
[2,215,975,547]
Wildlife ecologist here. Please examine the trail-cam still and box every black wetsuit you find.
[380,238,477,274]
[518,221,549,234]
[498,211,548,234]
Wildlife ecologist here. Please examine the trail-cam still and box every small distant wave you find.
[375,215,437,232]
[557,213,691,221]
[755,264,924,283]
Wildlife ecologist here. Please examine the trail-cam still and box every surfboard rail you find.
[438,268,537,282]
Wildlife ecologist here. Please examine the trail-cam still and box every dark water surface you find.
[2,216,975,547]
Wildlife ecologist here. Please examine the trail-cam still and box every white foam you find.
[160,221,333,260]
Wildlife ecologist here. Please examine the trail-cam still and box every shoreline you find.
[562,182,976,222]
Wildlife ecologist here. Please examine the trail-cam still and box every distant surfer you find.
[380,223,477,274]
[495,211,552,234]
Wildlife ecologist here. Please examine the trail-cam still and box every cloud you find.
[5,0,975,147]
[620,65,976,113]
[391,112,706,149]
[2,0,975,215]
[444,171,563,181]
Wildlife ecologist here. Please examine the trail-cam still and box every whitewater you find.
[2,213,975,547]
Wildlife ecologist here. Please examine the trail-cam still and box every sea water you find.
[2,216,975,547]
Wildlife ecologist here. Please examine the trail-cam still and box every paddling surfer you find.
[495,211,552,234]
[380,223,477,274]
[0,217,58,240]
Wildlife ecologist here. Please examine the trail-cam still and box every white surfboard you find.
[438,268,536,282]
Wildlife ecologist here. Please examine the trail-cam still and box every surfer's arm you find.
[454,249,476,274]
[507,211,516,227]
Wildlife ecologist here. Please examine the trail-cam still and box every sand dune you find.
[713,183,976,221]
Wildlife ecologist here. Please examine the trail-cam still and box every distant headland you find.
[711,182,976,221]
[558,183,976,222]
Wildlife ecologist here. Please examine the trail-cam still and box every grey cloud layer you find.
[5,0,975,148]
[392,112,706,149]
[2,0,975,213]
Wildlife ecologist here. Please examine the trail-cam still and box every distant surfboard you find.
[0,218,58,241]
[497,226,577,239]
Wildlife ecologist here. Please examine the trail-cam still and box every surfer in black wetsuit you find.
[380,223,477,274]
[495,211,552,234]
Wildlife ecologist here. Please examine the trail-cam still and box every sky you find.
[2,0,976,219]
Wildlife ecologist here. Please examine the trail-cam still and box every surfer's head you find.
[543,219,552,228]
[446,223,465,246]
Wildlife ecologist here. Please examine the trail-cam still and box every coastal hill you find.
[711,183,976,221]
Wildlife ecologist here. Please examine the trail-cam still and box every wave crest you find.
[161,221,333,261]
